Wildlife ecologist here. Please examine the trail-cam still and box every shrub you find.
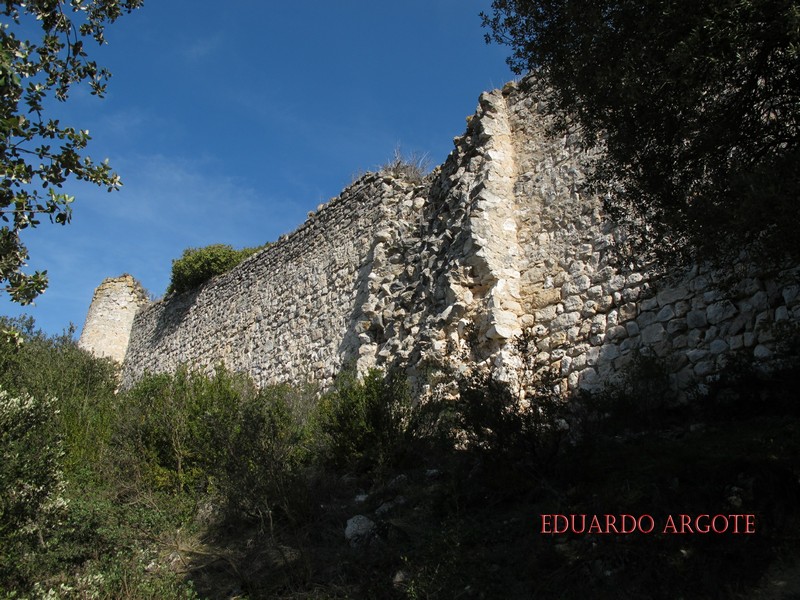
[114,366,251,495]
[378,147,431,184]
[166,243,267,295]
[312,369,411,473]
[0,386,68,589]
[0,316,118,474]
[586,351,680,435]
[453,373,569,470]
[113,367,315,527]
[208,384,312,526]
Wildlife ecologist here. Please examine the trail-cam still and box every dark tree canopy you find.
[483,0,800,268]
[0,0,142,304]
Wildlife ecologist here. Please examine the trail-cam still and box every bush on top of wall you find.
[167,243,268,295]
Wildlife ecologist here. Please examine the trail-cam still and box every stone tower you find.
[78,275,150,363]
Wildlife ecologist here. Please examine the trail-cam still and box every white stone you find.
[641,323,666,345]
[345,515,376,547]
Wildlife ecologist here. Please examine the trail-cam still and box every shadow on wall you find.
[337,237,389,375]
[151,287,202,345]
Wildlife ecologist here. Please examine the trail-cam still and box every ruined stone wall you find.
[107,76,800,396]
[121,175,429,390]
[78,274,150,363]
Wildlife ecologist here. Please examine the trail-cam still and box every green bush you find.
[114,366,251,495]
[0,386,68,589]
[113,367,315,527]
[208,384,312,525]
[313,369,411,473]
[0,316,118,473]
[167,243,267,295]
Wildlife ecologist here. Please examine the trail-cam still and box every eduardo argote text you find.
[540,514,756,535]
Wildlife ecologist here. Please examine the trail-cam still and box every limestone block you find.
[552,311,581,329]
[672,335,688,348]
[605,325,628,342]
[581,300,599,317]
[686,310,708,329]
[607,274,627,292]
[528,287,561,310]
[655,305,675,322]
[640,296,659,311]
[694,361,715,376]
[637,311,657,328]
[641,323,666,345]
[625,321,640,337]
[782,284,800,306]
[728,312,751,335]
[753,345,772,359]
[598,344,620,363]
[577,367,601,390]
[751,291,769,311]
[709,339,729,354]
[706,300,737,324]
[622,287,641,302]
[656,285,690,306]
[627,272,644,286]
[687,348,709,363]
[619,302,638,322]
[486,310,521,340]
[754,310,772,332]
[674,300,691,318]
[666,319,687,335]
[688,274,709,292]
[345,515,376,548]
[587,285,604,299]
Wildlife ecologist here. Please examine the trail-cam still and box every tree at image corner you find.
[482,0,800,268]
[0,0,143,304]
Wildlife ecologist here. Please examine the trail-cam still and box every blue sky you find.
[1,1,514,336]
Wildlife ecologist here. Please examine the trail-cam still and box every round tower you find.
[78,274,150,363]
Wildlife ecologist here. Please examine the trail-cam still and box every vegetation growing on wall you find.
[167,243,269,295]
[378,148,432,184]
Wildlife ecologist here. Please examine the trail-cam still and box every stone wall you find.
[120,175,429,390]
[96,76,800,396]
[78,274,150,363]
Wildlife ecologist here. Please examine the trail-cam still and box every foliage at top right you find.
[483,0,799,269]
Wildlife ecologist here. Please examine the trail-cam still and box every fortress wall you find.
[464,79,800,395]
[109,77,800,396]
[121,175,428,390]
